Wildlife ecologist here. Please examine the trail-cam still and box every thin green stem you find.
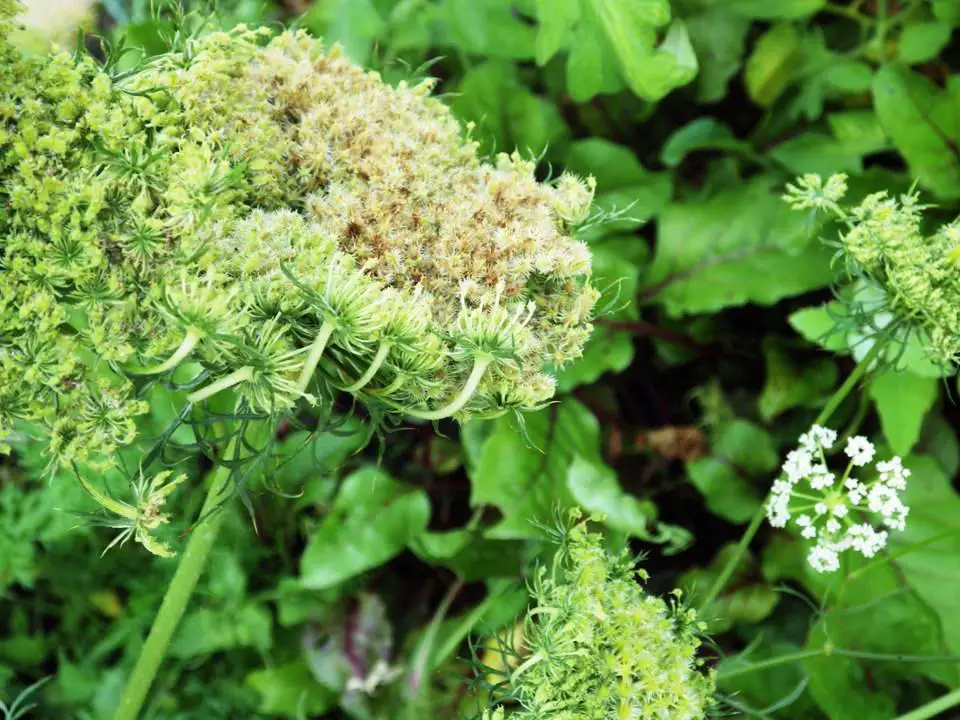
[699,341,884,612]
[895,688,960,720]
[403,356,491,421]
[717,649,824,682]
[342,342,391,393]
[297,320,335,391]
[136,329,201,375]
[185,365,252,405]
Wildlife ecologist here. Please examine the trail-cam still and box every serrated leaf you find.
[646,176,833,316]
[300,467,430,589]
[684,8,750,102]
[565,13,624,101]
[660,117,740,167]
[872,66,960,199]
[869,371,937,456]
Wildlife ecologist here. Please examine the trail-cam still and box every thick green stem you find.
[403,356,491,421]
[137,329,201,375]
[114,331,327,718]
[699,341,884,612]
[343,342,391,393]
[895,688,960,720]
[297,320,335,391]
[112,439,239,720]
[185,365,253,405]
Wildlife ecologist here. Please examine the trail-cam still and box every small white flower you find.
[768,425,910,574]
[844,436,875,467]
[808,545,840,573]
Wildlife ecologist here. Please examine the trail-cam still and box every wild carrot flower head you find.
[484,510,714,719]
[0,20,597,467]
[784,173,960,367]
[767,425,910,573]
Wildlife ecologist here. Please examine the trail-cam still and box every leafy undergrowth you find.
[3,0,960,718]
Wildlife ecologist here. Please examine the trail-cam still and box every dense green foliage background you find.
[3,0,960,718]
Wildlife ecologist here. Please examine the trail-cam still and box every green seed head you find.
[0,24,597,470]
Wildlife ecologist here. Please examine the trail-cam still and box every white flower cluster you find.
[767,425,910,573]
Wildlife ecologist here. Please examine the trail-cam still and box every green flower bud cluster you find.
[0,19,597,466]
[485,513,714,720]
[784,174,960,366]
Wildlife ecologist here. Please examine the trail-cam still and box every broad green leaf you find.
[893,456,960,661]
[470,400,602,538]
[660,117,740,167]
[759,338,838,421]
[683,8,750,102]
[898,21,952,65]
[567,455,693,552]
[804,619,896,720]
[745,23,801,107]
[933,0,960,24]
[534,0,580,65]
[680,545,778,633]
[717,640,819,714]
[770,131,863,175]
[686,419,776,523]
[409,529,525,580]
[725,0,825,18]
[247,662,336,717]
[436,0,537,59]
[304,0,384,64]
[828,111,889,156]
[872,66,960,199]
[565,139,672,229]
[300,467,430,589]
[821,59,873,92]
[170,604,271,659]
[566,11,625,101]
[646,176,833,316]
[587,0,697,101]
[443,0,488,50]
[869,371,937,456]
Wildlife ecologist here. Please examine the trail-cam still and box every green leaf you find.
[758,338,838,421]
[770,131,863,176]
[869,371,937,456]
[566,12,625,101]
[893,456,960,663]
[827,111,889,156]
[745,23,801,107]
[565,139,672,230]
[567,455,693,553]
[725,0,825,18]
[246,662,336,717]
[409,530,525,580]
[470,400,602,538]
[586,0,697,101]
[804,619,897,720]
[303,0,384,64]
[534,0,580,65]
[680,545,779,633]
[660,117,741,167]
[898,21,953,65]
[686,419,776,523]
[872,66,960,199]
[169,604,271,659]
[683,8,750,102]
[437,0,537,58]
[300,467,430,589]
[821,59,873,92]
[646,176,834,316]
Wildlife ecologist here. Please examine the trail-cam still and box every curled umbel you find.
[0,13,597,467]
